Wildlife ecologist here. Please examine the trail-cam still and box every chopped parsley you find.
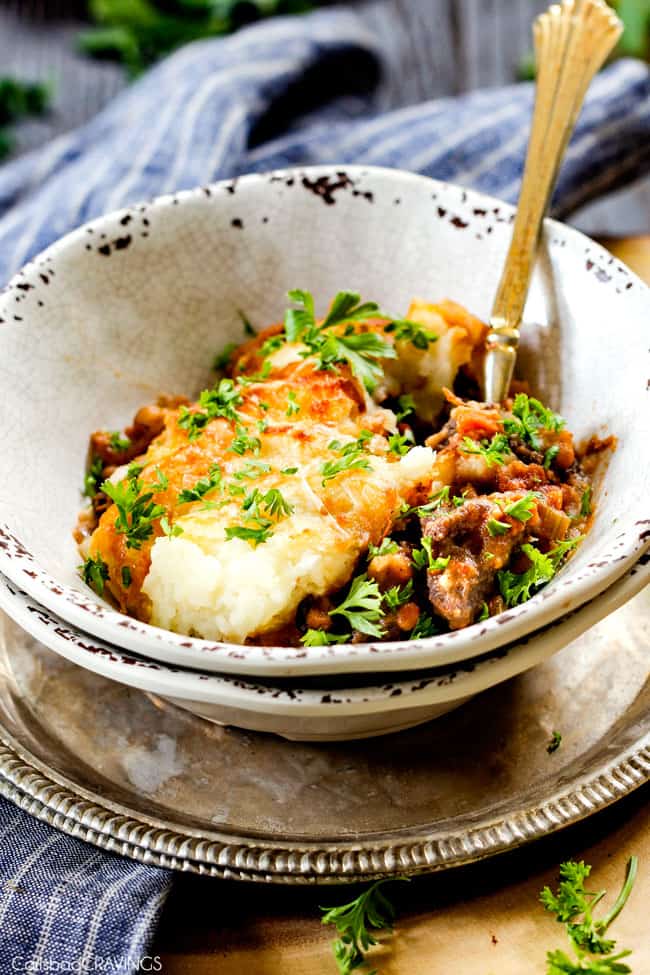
[503,393,565,450]
[225,522,273,546]
[231,461,271,481]
[121,566,132,588]
[478,601,490,621]
[385,318,438,349]
[580,486,593,517]
[502,491,538,522]
[260,334,284,358]
[285,391,300,417]
[213,341,237,371]
[243,487,293,520]
[79,553,109,596]
[410,486,451,518]
[321,878,407,975]
[102,471,166,550]
[547,730,562,754]
[544,444,560,469]
[330,574,385,638]
[153,467,168,491]
[412,537,450,572]
[178,379,243,440]
[284,289,396,392]
[321,435,373,485]
[281,466,298,475]
[410,613,439,639]
[460,433,511,467]
[540,856,637,973]
[161,516,183,538]
[395,393,416,423]
[229,425,261,456]
[383,580,414,611]
[107,431,131,452]
[387,430,414,456]
[368,538,399,558]
[83,456,104,498]
[487,517,510,536]
[497,537,581,607]
[177,465,223,504]
[239,311,255,337]
[301,629,347,647]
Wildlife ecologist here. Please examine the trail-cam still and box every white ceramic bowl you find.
[0,560,647,741]
[0,166,648,677]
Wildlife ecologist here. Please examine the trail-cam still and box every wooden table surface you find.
[157,233,649,972]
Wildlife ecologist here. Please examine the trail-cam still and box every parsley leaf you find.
[504,393,565,450]
[79,553,109,596]
[395,393,416,423]
[322,291,382,329]
[284,288,316,342]
[502,491,538,522]
[301,629,347,647]
[330,574,385,638]
[368,538,399,558]
[178,465,223,504]
[321,878,408,975]
[102,472,165,550]
[321,437,373,485]
[544,444,560,469]
[478,601,490,621]
[229,425,261,456]
[121,565,132,588]
[388,430,414,456]
[178,379,243,440]
[383,579,414,611]
[540,856,637,974]
[161,516,183,538]
[580,487,593,518]
[460,433,511,467]
[83,456,104,498]
[285,391,300,417]
[497,543,555,606]
[410,613,439,639]
[108,430,131,452]
[487,517,511,536]
[386,319,438,349]
[225,521,273,546]
[412,537,450,572]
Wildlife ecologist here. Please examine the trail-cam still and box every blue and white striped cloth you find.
[1,4,650,971]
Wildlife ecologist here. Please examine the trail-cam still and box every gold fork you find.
[482,0,623,404]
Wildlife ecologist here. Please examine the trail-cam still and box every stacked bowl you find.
[0,166,648,740]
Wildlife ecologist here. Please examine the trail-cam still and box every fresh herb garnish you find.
[386,319,438,349]
[281,466,298,475]
[540,857,637,974]
[285,391,300,417]
[232,461,271,481]
[330,574,385,638]
[497,537,581,607]
[177,465,223,504]
[580,486,593,518]
[547,731,562,754]
[368,538,399,559]
[108,430,132,452]
[121,566,132,588]
[395,393,416,423]
[383,580,414,611]
[178,379,243,441]
[102,472,166,550]
[301,629,347,647]
[410,486,451,518]
[243,487,293,519]
[503,393,565,451]
[79,553,109,595]
[387,430,414,456]
[410,613,439,639]
[544,444,560,469]
[284,290,396,392]
[412,537,450,572]
[83,457,104,498]
[153,467,168,491]
[502,491,538,522]
[321,878,407,975]
[225,522,273,546]
[229,425,261,456]
[260,335,285,358]
[160,516,183,538]
[460,433,511,467]
[213,342,237,372]
[321,436,373,485]
[478,601,490,621]
[487,517,511,536]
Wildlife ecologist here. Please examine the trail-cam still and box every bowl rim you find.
[0,164,649,677]
[0,560,647,717]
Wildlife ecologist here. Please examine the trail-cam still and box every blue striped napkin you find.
[0,4,649,972]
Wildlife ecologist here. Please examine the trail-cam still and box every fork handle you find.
[483,0,622,404]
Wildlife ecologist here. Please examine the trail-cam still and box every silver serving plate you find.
[0,585,648,884]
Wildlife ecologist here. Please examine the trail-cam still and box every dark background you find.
[1,0,648,234]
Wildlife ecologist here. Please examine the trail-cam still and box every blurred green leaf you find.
[612,0,650,58]
[0,78,52,161]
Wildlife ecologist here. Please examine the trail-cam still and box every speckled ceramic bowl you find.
[0,166,648,677]
[0,559,647,740]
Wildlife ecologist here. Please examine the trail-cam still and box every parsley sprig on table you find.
[541,857,638,974]
[321,878,408,975]
[102,469,166,550]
